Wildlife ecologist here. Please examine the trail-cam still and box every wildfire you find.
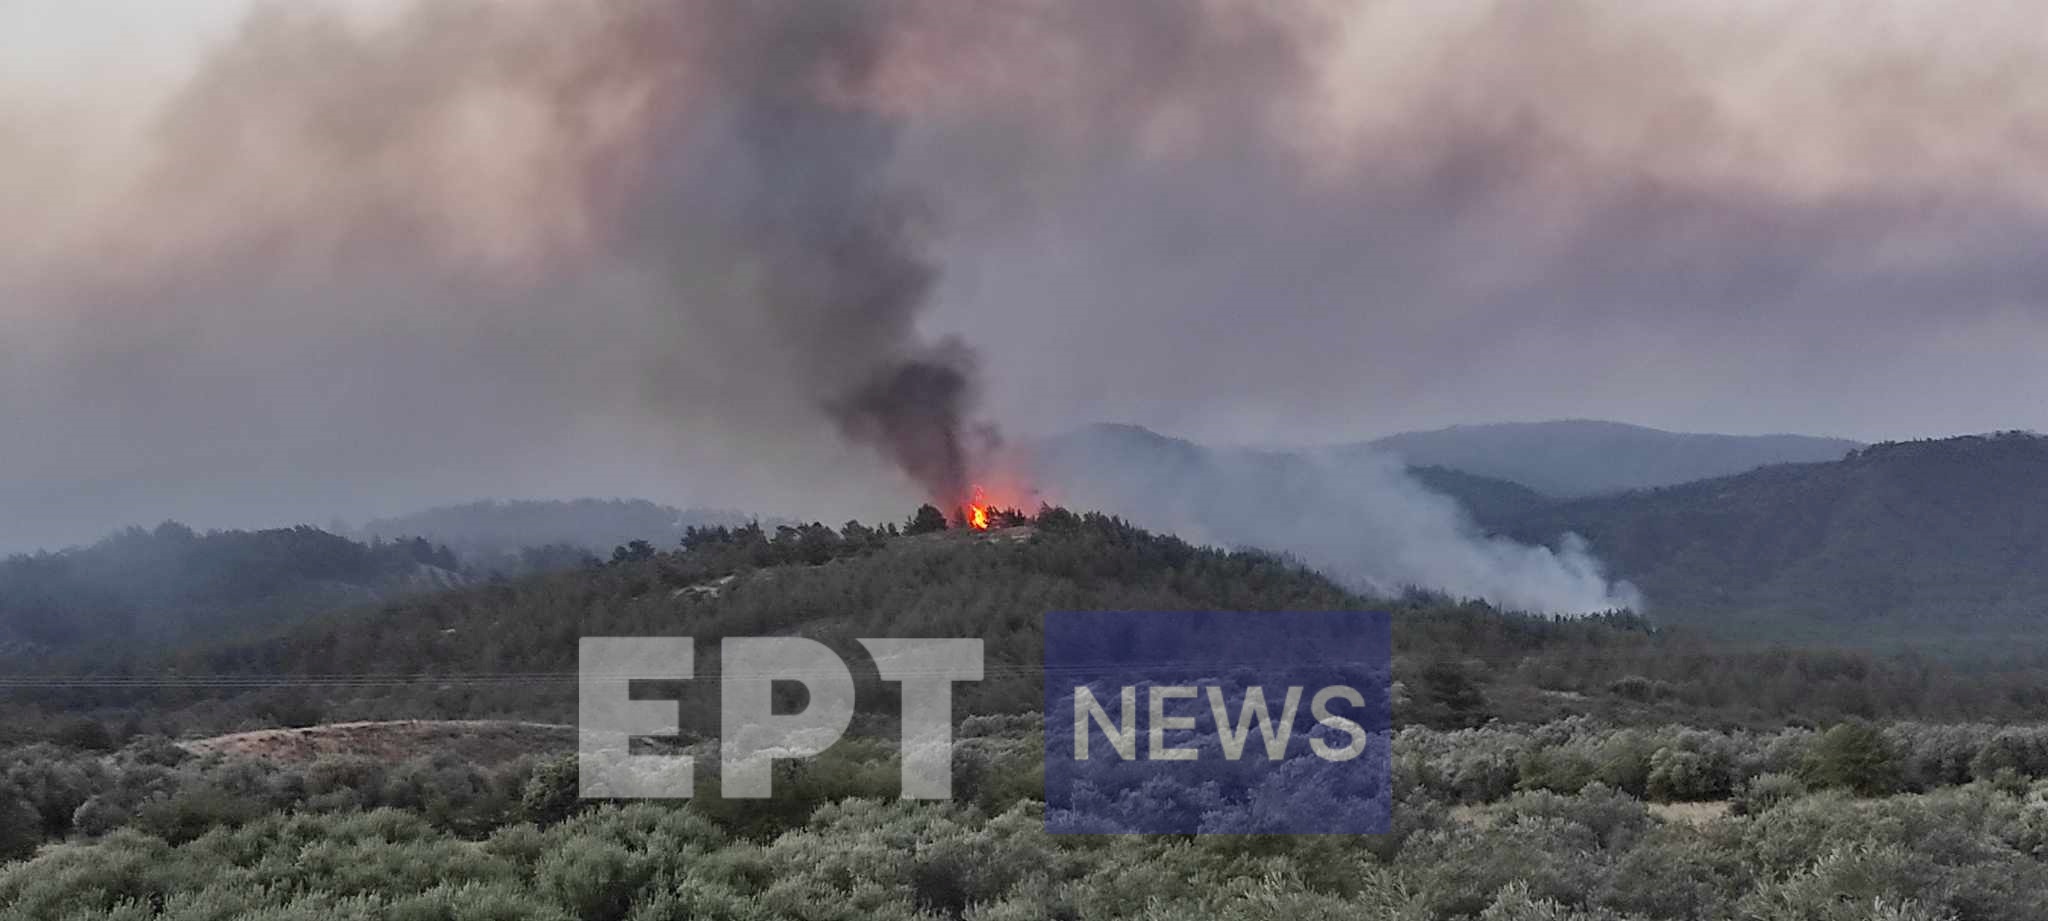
[960,481,1036,531]
[966,485,991,530]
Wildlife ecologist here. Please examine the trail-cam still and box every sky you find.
[5,0,2048,551]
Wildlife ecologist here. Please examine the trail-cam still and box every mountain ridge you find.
[1358,419,1862,496]
[1498,430,2048,640]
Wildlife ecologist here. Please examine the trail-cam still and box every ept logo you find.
[1044,611,1391,834]
[578,637,982,800]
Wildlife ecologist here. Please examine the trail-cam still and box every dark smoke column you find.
[697,1,984,508]
[827,341,980,511]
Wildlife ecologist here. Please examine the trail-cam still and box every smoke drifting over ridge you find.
[1025,425,1642,613]
[8,1,2048,609]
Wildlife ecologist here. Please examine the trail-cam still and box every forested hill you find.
[1404,464,1555,523]
[0,523,461,660]
[26,508,2048,745]
[1363,419,1861,497]
[1502,432,2048,641]
[22,510,1690,735]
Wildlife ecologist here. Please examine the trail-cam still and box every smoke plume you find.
[9,0,2048,610]
[683,1,980,505]
[9,0,994,527]
[1025,425,1641,614]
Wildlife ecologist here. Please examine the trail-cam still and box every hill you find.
[14,511,1701,734]
[0,522,462,661]
[1404,464,1556,524]
[21,508,2048,745]
[1363,420,1861,497]
[1500,432,2048,642]
[355,499,758,574]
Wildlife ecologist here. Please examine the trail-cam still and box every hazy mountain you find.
[1403,465,1555,525]
[0,523,461,660]
[1361,420,1862,497]
[356,499,759,569]
[1500,432,2048,641]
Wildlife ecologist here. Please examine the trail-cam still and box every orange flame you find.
[967,485,990,530]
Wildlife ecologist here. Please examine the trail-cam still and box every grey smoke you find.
[689,2,981,506]
[5,0,2048,573]
[1026,425,1640,614]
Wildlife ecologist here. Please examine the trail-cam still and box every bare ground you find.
[182,720,574,765]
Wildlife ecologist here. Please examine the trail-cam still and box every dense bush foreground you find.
[9,784,2048,920]
[10,719,2048,919]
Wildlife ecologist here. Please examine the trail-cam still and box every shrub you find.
[1803,723,1901,796]
[536,838,654,921]
[1732,772,1806,816]
[71,794,136,838]
[132,787,266,845]
[1968,728,2048,783]
[520,756,582,826]
[1593,731,1657,797]
[52,719,116,753]
[1517,749,1597,794]
[1646,746,1731,802]
[0,795,42,862]
[1607,675,1674,703]
[1596,825,1744,919]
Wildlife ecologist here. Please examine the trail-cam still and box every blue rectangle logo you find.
[1043,610,1392,834]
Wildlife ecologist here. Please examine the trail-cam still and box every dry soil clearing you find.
[182,720,574,765]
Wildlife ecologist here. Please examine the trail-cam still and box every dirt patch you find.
[183,720,574,765]
[1450,798,1733,828]
[1648,800,1732,825]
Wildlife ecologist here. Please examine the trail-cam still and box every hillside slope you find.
[29,513,1682,733]
[1502,432,2048,640]
[0,523,462,661]
[1404,464,1555,525]
[20,510,2048,738]
[1364,420,1861,497]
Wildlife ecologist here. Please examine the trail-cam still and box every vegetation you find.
[0,523,457,661]
[1405,465,1556,524]
[1502,432,2048,643]
[10,502,2048,917]
[15,508,2048,745]
[10,717,2048,919]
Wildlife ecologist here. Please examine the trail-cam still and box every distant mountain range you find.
[1357,419,1862,497]
[1029,423,2048,644]
[1498,432,2048,641]
[9,421,2040,656]
[1029,419,1839,539]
